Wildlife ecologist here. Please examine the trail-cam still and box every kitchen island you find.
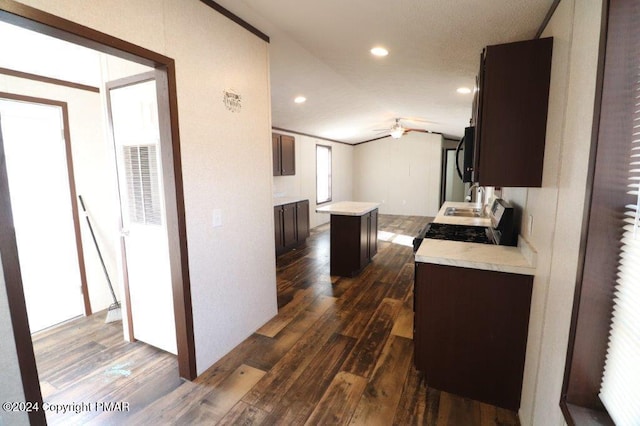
[316,201,379,277]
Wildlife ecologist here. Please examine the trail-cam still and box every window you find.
[561,1,639,424]
[598,35,640,425]
[316,145,332,204]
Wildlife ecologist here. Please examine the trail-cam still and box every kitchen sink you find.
[443,207,487,218]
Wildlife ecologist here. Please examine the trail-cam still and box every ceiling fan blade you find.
[400,117,437,124]
[403,117,428,122]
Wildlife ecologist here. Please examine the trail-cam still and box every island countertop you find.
[415,201,536,276]
[316,201,380,216]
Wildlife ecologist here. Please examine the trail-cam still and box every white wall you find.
[354,132,442,216]
[0,74,120,314]
[273,131,354,228]
[498,0,603,424]
[15,0,277,376]
[0,257,29,426]
[272,131,441,227]
[102,54,153,82]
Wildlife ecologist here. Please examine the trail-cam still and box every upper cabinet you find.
[272,133,295,176]
[473,37,553,187]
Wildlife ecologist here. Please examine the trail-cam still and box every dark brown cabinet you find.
[296,200,309,241]
[414,262,533,411]
[272,133,295,176]
[274,200,309,256]
[274,205,284,253]
[364,208,377,261]
[474,37,553,187]
[330,209,378,277]
[282,203,297,247]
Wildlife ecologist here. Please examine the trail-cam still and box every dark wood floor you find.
[32,312,181,425]
[33,214,520,425]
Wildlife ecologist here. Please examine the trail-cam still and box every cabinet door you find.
[296,200,309,241]
[274,206,284,251]
[272,134,281,176]
[477,37,552,187]
[280,135,295,176]
[282,203,297,247]
[414,262,533,411]
[359,213,369,267]
[368,209,378,258]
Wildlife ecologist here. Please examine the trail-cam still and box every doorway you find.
[0,4,196,423]
[0,96,89,332]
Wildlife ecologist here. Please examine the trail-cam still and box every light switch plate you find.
[213,209,222,228]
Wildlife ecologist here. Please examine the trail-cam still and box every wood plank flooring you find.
[31,312,182,425]
[32,214,520,425]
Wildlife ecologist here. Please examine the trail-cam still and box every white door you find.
[0,99,84,332]
[109,79,177,354]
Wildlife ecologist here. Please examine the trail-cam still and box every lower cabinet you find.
[330,209,378,277]
[414,262,533,411]
[274,200,309,256]
[296,200,310,241]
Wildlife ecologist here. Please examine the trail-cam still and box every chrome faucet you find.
[466,183,485,205]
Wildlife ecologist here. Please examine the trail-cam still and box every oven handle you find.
[455,136,465,180]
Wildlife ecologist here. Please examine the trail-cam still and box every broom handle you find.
[78,195,118,305]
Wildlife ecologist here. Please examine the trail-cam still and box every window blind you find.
[599,73,640,425]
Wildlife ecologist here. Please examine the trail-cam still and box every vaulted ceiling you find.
[213,0,556,143]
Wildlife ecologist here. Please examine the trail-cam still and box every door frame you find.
[0,92,92,318]
[0,3,196,424]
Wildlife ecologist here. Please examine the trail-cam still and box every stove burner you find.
[422,223,493,244]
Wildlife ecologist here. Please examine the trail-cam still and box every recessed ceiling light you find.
[294,96,306,104]
[457,87,472,94]
[370,47,389,57]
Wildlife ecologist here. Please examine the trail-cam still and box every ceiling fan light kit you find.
[381,117,429,139]
[390,126,405,139]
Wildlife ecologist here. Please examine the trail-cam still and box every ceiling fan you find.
[374,118,429,139]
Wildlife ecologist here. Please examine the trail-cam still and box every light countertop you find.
[273,196,308,207]
[316,201,380,216]
[415,201,536,276]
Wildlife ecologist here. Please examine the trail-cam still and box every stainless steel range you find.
[413,198,517,251]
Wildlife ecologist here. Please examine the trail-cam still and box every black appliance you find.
[455,126,475,183]
[412,198,517,252]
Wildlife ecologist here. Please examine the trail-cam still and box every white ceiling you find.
[1,2,555,144]
[213,0,555,143]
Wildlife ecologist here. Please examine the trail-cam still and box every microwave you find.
[455,126,475,183]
